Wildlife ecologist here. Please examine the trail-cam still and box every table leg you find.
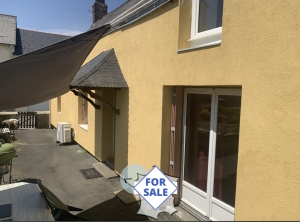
[9,161,12,184]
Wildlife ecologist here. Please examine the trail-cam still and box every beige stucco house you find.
[50,0,300,220]
[0,14,16,64]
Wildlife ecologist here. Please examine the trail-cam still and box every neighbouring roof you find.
[14,29,69,55]
[71,48,128,89]
[0,14,17,45]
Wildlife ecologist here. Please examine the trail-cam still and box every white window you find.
[82,92,88,125]
[189,0,224,48]
[78,92,88,130]
[57,96,61,114]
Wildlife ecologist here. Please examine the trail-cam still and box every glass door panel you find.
[184,94,212,192]
[182,88,241,220]
[213,95,241,207]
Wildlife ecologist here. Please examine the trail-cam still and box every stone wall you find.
[36,111,50,129]
[0,111,50,129]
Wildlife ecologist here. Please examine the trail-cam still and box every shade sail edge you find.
[0,25,110,110]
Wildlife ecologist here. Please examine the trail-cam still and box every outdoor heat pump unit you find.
[56,122,71,144]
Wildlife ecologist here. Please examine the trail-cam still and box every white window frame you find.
[57,96,61,115]
[78,91,88,130]
[188,0,222,48]
[82,92,88,125]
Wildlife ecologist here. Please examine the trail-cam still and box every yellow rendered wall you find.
[178,0,192,49]
[51,88,127,168]
[51,0,300,219]
[225,1,300,220]
[50,91,96,156]
[0,44,14,63]
[84,3,181,173]
[114,88,129,174]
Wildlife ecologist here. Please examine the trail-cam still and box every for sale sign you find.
[134,166,177,210]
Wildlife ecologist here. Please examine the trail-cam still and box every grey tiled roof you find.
[14,29,69,55]
[0,14,17,45]
[91,0,150,29]
[71,48,128,88]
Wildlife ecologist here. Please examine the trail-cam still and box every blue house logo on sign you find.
[134,166,177,210]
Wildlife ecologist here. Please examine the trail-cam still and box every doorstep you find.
[173,205,200,221]
[92,162,117,179]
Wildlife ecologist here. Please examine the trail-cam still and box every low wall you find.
[0,111,50,129]
[35,111,50,129]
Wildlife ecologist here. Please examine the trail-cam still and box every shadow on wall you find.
[94,88,129,174]
[115,88,129,174]
[95,89,114,162]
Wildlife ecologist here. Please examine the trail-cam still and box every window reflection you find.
[198,0,224,33]
[213,95,241,207]
[184,94,211,192]
[184,93,241,208]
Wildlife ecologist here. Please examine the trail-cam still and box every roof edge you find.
[91,0,132,27]
[17,28,71,37]
[91,0,173,35]
[0,14,17,18]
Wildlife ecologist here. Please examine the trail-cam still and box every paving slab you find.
[5,129,199,221]
[114,189,141,204]
[10,129,121,211]
[93,162,118,179]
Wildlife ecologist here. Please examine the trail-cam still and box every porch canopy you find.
[0,25,110,110]
[70,48,128,89]
[70,48,128,114]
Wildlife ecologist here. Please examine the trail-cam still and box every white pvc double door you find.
[181,88,241,221]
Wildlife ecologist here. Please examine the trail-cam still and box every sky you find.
[0,0,127,36]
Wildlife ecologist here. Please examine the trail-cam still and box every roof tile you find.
[91,0,151,29]
[14,29,69,55]
[71,49,128,88]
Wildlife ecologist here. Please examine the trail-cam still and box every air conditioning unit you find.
[57,122,71,144]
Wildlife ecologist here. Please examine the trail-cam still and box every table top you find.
[0,128,10,133]
[0,182,54,221]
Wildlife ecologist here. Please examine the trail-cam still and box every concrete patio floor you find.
[6,129,198,221]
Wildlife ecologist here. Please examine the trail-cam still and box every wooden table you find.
[0,182,54,221]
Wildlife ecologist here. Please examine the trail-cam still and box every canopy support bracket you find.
[71,90,100,110]
[81,89,120,115]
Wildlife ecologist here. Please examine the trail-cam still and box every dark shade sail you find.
[0,25,110,110]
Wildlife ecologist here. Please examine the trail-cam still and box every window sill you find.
[78,124,88,131]
[188,27,222,48]
[177,40,221,53]
[57,112,61,115]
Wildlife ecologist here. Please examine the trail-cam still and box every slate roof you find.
[91,0,151,29]
[0,14,17,45]
[70,48,128,88]
[14,29,69,55]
